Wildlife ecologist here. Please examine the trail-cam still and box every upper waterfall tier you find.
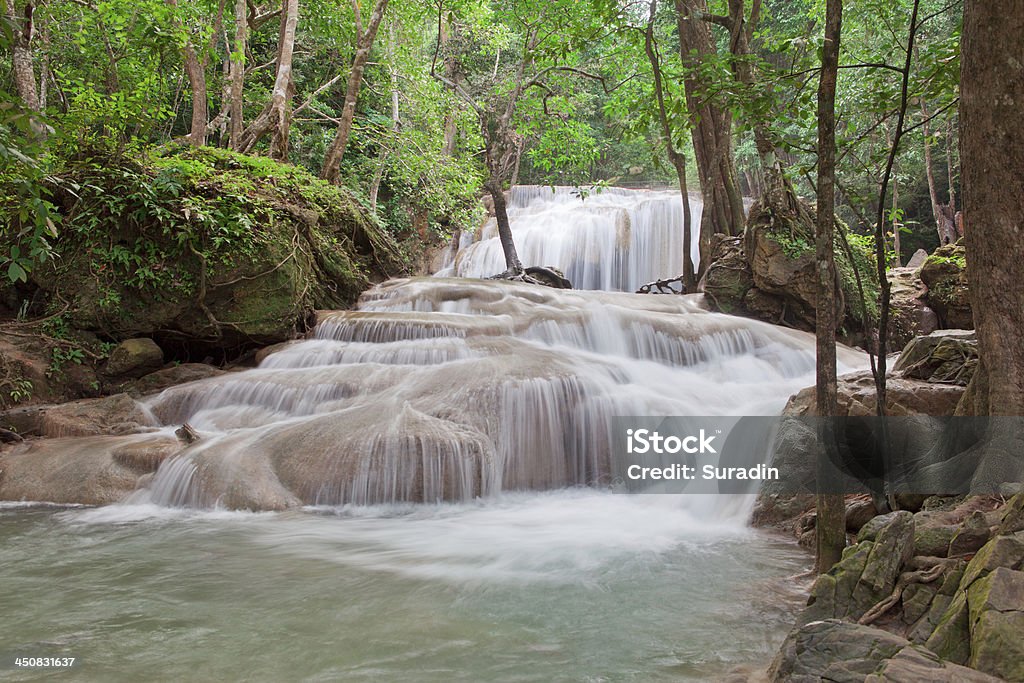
[436,186,702,291]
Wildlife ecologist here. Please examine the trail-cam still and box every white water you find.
[0,186,866,680]
[437,185,701,291]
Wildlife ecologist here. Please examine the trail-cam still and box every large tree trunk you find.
[646,0,695,291]
[961,0,1024,415]
[9,2,40,113]
[182,45,208,146]
[228,0,247,150]
[320,0,390,184]
[238,0,298,158]
[814,0,845,574]
[674,0,746,278]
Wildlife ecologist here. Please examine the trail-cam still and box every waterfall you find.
[436,186,702,291]
[136,277,864,512]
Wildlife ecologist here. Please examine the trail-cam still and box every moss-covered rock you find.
[15,145,406,354]
[920,241,973,329]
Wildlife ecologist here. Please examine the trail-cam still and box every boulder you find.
[127,363,226,396]
[948,511,994,557]
[101,338,164,380]
[845,497,878,533]
[906,248,929,269]
[803,511,915,623]
[998,492,1024,535]
[888,266,939,351]
[919,241,973,329]
[966,567,1024,680]
[524,266,573,289]
[768,619,1001,683]
[894,330,978,385]
[913,511,957,557]
[29,394,156,438]
[784,369,965,418]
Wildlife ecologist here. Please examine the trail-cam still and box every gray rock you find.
[906,248,929,269]
[769,619,1000,682]
[966,567,1024,681]
[948,510,993,556]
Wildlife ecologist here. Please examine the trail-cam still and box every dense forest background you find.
[2,0,962,282]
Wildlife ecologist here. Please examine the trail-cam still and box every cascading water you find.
[436,185,702,291]
[0,186,868,680]
[127,276,863,514]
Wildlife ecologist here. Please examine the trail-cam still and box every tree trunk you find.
[961,0,1024,415]
[486,179,523,276]
[182,45,208,146]
[9,2,40,113]
[238,0,298,157]
[921,98,957,245]
[320,0,390,183]
[815,0,845,574]
[646,0,695,291]
[674,0,746,277]
[229,0,247,150]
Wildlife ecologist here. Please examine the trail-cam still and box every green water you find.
[0,492,809,682]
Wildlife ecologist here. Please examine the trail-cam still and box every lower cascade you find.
[11,276,862,515]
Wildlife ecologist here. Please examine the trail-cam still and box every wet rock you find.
[919,241,973,330]
[768,619,1000,682]
[102,338,164,380]
[524,266,573,289]
[0,435,167,505]
[254,342,299,366]
[38,393,155,437]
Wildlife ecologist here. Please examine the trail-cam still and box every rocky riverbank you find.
[757,328,1024,682]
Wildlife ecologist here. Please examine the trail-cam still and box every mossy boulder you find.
[920,241,973,329]
[18,145,405,355]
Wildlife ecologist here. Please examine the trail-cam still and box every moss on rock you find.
[12,145,406,353]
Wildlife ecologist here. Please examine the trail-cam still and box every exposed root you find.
[858,557,959,625]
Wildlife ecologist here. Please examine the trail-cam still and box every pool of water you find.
[0,492,808,682]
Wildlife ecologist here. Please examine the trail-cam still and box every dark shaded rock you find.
[846,497,878,533]
[128,363,226,396]
[999,493,1024,535]
[919,241,973,329]
[524,266,572,289]
[768,619,1000,682]
[703,235,753,315]
[102,338,164,379]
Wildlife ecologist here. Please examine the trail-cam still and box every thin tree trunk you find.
[369,22,400,213]
[486,179,522,275]
[815,0,845,575]
[229,0,247,150]
[921,98,956,245]
[320,0,390,183]
[9,2,40,113]
[646,0,695,291]
[238,0,298,157]
[961,0,1024,414]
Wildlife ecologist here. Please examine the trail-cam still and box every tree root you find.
[636,275,688,294]
[857,557,960,625]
